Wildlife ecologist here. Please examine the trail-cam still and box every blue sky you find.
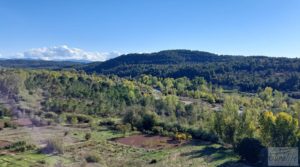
[0,0,300,60]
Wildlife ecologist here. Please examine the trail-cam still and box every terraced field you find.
[0,124,240,167]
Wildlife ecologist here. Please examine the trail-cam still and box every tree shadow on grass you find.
[216,160,250,167]
[181,146,235,162]
[184,139,212,146]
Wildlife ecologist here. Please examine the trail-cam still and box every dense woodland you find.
[1,50,300,165]
[82,50,300,96]
[1,68,300,165]
[3,50,300,95]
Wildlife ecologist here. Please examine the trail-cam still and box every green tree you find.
[142,111,158,130]
[214,96,239,147]
[259,87,273,108]
[259,111,299,147]
[71,116,78,125]
[272,112,298,147]
[259,111,276,146]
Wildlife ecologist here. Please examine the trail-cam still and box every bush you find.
[71,116,78,125]
[37,160,46,164]
[149,159,157,164]
[43,112,58,119]
[175,132,192,142]
[4,141,36,152]
[64,114,93,125]
[141,111,158,130]
[43,138,64,154]
[236,138,264,164]
[152,126,164,135]
[187,128,218,142]
[116,123,131,136]
[85,153,101,163]
[123,108,158,131]
[0,106,10,118]
[99,119,116,126]
[123,109,143,129]
[76,114,93,123]
[175,132,187,141]
[4,120,17,129]
[85,132,92,140]
[59,114,67,123]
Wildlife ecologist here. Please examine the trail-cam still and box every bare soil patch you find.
[114,134,182,149]
[12,118,32,126]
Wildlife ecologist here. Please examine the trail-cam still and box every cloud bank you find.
[3,45,120,62]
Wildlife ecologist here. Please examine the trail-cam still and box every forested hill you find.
[0,59,84,69]
[82,50,300,94]
[83,50,240,68]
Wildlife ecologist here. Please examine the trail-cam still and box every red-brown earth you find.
[114,134,183,149]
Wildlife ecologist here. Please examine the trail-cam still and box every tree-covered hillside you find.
[82,50,300,95]
[1,69,300,166]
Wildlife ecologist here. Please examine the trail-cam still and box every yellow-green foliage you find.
[259,111,299,147]
[214,96,239,146]
[175,132,192,141]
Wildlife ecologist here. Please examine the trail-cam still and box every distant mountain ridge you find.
[0,59,85,69]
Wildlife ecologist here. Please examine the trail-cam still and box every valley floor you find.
[0,124,243,167]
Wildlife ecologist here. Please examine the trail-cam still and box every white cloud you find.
[10,45,120,62]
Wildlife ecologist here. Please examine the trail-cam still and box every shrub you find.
[71,116,78,125]
[4,141,36,152]
[37,160,46,164]
[64,114,93,125]
[141,111,158,130]
[43,138,64,154]
[149,159,157,164]
[43,112,58,119]
[152,126,164,135]
[116,123,131,136]
[236,138,264,164]
[123,109,143,129]
[4,120,17,129]
[77,114,93,123]
[123,108,158,131]
[206,94,216,103]
[161,130,170,137]
[0,106,10,118]
[85,153,100,163]
[99,119,116,126]
[59,114,67,123]
[85,132,92,140]
[175,132,187,141]
[187,128,218,142]
[174,132,192,142]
